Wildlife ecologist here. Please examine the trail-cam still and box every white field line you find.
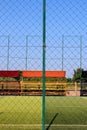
[82,97,87,99]
[56,106,87,107]
[0,124,42,127]
[49,124,87,127]
[55,105,87,108]
[0,124,87,127]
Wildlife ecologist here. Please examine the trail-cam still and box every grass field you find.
[46,96,87,130]
[0,96,42,130]
[0,96,87,130]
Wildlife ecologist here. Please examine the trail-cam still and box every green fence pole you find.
[26,35,28,70]
[80,36,82,71]
[7,35,10,70]
[80,36,82,94]
[62,35,64,70]
[42,0,46,130]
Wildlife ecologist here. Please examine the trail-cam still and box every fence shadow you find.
[46,113,58,130]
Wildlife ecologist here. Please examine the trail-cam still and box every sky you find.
[0,0,87,77]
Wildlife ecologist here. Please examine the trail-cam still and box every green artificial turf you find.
[0,96,87,130]
[0,96,42,130]
[46,96,87,130]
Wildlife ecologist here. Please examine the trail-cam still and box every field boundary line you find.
[56,106,87,107]
[0,124,42,127]
[46,124,87,127]
[0,124,87,127]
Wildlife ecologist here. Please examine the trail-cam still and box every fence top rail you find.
[0,70,19,77]
[22,70,66,78]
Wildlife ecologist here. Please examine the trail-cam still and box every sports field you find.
[46,96,87,130]
[0,96,87,130]
[0,96,42,130]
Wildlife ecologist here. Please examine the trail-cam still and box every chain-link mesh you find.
[0,0,87,130]
[0,1,42,130]
[46,0,87,130]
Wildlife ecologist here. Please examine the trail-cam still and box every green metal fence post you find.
[42,0,46,130]
[26,35,28,70]
[7,35,10,70]
[62,35,64,70]
[80,35,82,94]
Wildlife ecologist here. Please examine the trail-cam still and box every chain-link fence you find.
[45,0,87,130]
[0,1,42,130]
[0,0,87,130]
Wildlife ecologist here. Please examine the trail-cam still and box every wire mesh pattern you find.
[0,1,42,130]
[46,0,87,130]
[0,0,87,130]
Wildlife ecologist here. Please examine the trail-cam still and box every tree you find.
[73,68,83,82]
[66,78,72,82]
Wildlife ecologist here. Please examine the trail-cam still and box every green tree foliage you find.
[66,78,72,82]
[73,68,83,82]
